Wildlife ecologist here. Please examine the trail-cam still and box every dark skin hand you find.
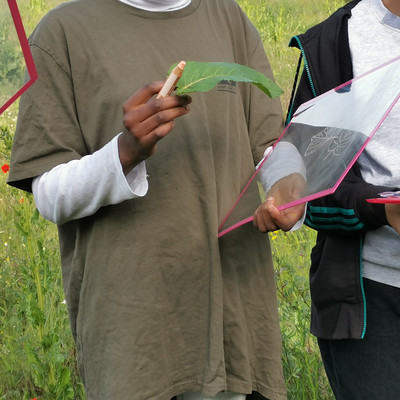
[385,203,400,235]
[253,173,306,233]
[118,81,192,175]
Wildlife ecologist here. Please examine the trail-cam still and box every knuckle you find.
[153,131,162,140]
[154,111,166,124]
[123,121,139,138]
[144,82,157,92]
[123,116,133,131]
[152,129,165,141]
[122,101,130,114]
[150,100,163,114]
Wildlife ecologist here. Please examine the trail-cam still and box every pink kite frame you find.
[367,197,400,204]
[1,0,38,115]
[218,55,400,237]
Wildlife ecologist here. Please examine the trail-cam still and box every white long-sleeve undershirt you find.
[32,134,148,225]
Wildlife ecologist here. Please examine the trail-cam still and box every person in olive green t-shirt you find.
[8,0,304,399]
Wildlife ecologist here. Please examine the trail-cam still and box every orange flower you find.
[1,164,9,173]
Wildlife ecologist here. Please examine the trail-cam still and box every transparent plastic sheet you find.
[0,0,37,115]
[218,55,400,237]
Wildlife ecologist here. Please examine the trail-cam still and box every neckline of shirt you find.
[99,0,200,18]
[117,0,191,12]
[370,0,400,30]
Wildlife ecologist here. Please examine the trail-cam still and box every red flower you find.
[1,164,10,173]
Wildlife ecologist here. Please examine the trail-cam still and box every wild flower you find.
[269,230,279,240]
[1,164,9,173]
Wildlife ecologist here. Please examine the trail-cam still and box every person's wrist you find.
[118,131,140,175]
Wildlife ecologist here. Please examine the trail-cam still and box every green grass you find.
[238,0,346,111]
[0,0,347,398]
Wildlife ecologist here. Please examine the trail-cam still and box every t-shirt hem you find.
[227,378,287,400]
[113,378,288,400]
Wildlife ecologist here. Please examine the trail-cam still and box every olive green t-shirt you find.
[8,0,286,399]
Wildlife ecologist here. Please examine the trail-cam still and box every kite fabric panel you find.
[218,55,400,237]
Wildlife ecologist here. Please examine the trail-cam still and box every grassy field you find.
[0,0,347,398]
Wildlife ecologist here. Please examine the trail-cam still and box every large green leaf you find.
[170,61,283,98]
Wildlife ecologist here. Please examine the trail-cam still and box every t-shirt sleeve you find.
[8,38,88,192]
[241,20,284,165]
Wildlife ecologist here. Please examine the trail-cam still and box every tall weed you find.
[0,175,85,399]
